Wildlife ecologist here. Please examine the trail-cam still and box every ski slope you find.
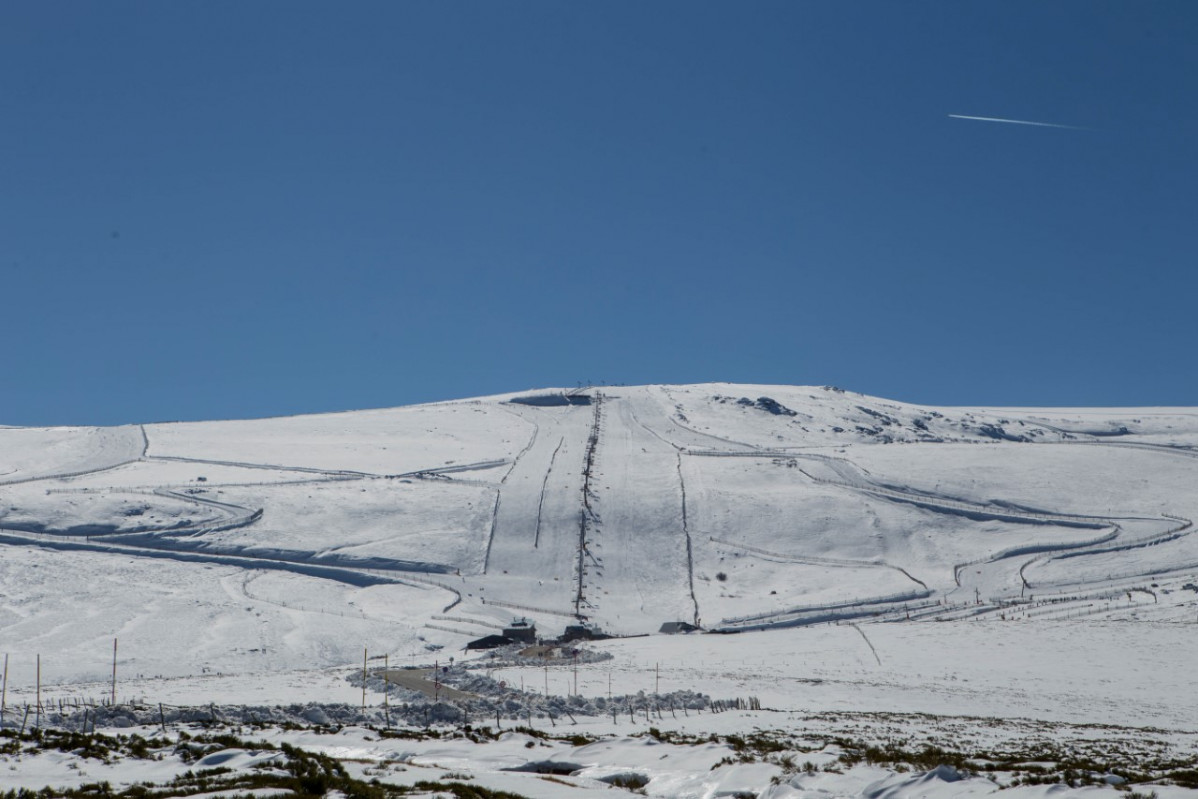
[2,384,1197,732]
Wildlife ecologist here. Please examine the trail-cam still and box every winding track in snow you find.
[0,525,454,594]
[687,438,1192,630]
[0,426,469,615]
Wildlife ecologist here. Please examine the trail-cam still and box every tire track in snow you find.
[482,409,541,574]
[534,437,565,549]
[849,623,882,666]
[497,406,541,485]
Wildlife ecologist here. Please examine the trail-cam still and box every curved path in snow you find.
[684,443,1190,630]
[0,426,468,618]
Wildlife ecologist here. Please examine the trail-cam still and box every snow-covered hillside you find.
[3,384,1198,796]
[0,383,1193,680]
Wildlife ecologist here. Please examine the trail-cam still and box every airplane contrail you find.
[948,114,1084,130]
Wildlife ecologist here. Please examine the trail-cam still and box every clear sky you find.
[3,2,1196,426]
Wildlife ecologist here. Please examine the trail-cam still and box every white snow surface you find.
[3,384,1198,796]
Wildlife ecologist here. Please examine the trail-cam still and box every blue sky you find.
[3,2,1196,426]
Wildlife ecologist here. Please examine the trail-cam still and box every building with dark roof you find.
[466,634,514,650]
[502,618,537,644]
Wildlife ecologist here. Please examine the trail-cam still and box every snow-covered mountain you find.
[3,383,1196,687]
[6,384,1198,797]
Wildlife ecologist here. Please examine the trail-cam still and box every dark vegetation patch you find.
[598,772,650,791]
[0,728,539,799]
[712,395,797,416]
[11,712,1198,798]
[745,397,797,416]
[856,406,898,426]
[976,424,1029,442]
[648,722,1198,792]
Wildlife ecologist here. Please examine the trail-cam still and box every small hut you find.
[503,617,537,644]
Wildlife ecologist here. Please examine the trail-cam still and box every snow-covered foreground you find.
[6,710,1198,799]
[2,384,1198,796]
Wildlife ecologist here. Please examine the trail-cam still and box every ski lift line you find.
[575,395,604,618]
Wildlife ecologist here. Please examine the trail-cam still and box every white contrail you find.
[948,113,1084,130]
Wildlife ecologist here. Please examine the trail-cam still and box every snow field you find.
[0,544,456,688]
[200,478,497,573]
[144,401,535,475]
[0,424,144,484]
